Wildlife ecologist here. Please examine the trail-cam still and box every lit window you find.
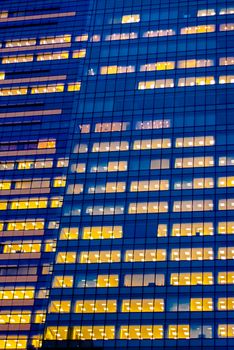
[0,288,34,300]
[72,49,86,58]
[218,298,234,311]
[178,76,215,86]
[143,29,175,37]
[0,338,27,349]
[31,84,64,94]
[105,32,138,41]
[125,249,166,262]
[175,156,214,168]
[220,24,234,31]
[100,65,135,74]
[88,182,126,194]
[218,247,234,260]
[173,200,213,212]
[49,301,71,313]
[130,180,169,192]
[34,311,46,324]
[57,158,69,167]
[177,59,214,68]
[56,252,77,263]
[75,34,88,42]
[60,228,79,240]
[72,326,115,340]
[197,9,216,17]
[170,272,213,286]
[45,327,68,340]
[133,138,171,150]
[172,222,213,237]
[219,57,234,66]
[92,141,129,152]
[219,75,234,84]
[86,205,124,215]
[124,274,165,287]
[181,25,215,34]
[0,87,28,96]
[219,199,234,210]
[3,242,41,254]
[121,14,140,23]
[171,247,213,261]
[168,325,190,339]
[219,156,234,166]
[80,250,121,263]
[135,119,170,130]
[190,298,213,311]
[97,275,119,288]
[10,198,48,210]
[138,79,174,89]
[83,226,122,239]
[120,325,163,339]
[157,224,168,237]
[67,82,81,92]
[95,122,129,132]
[175,136,214,147]
[37,51,69,61]
[0,312,31,324]
[122,299,164,312]
[218,325,234,338]
[220,8,234,15]
[218,272,234,284]
[52,276,73,288]
[53,177,66,187]
[75,300,117,313]
[174,178,214,190]
[39,34,71,45]
[128,201,168,214]
[140,61,175,72]
[218,222,234,235]
[2,54,34,64]
[6,38,36,47]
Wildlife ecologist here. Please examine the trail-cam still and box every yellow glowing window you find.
[197,9,216,17]
[75,300,117,313]
[72,325,115,340]
[37,51,69,61]
[218,272,234,284]
[49,301,71,313]
[172,222,214,237]
[39,35,71,45]
[175,136,214,147]
[140,61,175,71]
[0,312,31,324]
[107,161,127,171]
[0,87,28,96]
[177,59,214,68]
[0,181,11,190]
[0,288,34,300]
[170,272,213,286]
[128,201,168,214]
[218,222,234,234]
[72,49,86,58]
[219,199,234,210]
[38,140,56,149]
[220,57,234,66]
[3,242,41,254]
[0,11,8,19]
[50,197,63,208]
[121,14,140,23]
[168,325,190,339]
[120,325,163,339]
[173,200,213,212]
[0,338,27,349]
[97,275,119,287]
[138,79,174,90]
[220,8,234,15]
[92,141,129,152]
[175,156,214,168]
[125,249,166,262]
[0,222,3,231]
[75,34,89,42]
[31,84,64,94]
[219,75,234,84]
[83,226,122,239]
[218,176,234,187]
[157,224,168,237]
[130,179,169,192]
[100,65,135,74]
[6,38,36,47]
[80,250,121,264]
[10,198,48,210]
[52,276,73,288]
[171,247,213,261]
[122,299,164,312]
[218,298,234,311]
[218,247,234,260]
[53,177,66,187]
[17,161,34,169]
[45,326,68,340]
[2,54,34,64]
[44,240,56,253]
[34,311,46,324]
[56,252,76,264]
[181,25,215,34]
[178,76,215,87]
[190,298,213,311]
[220,24,234,31]
[133,138,171,150]
[31,336,42,349]
[7,220,44,231]
[0,201,7,210]
[68,82,81,92]
[60,227,79,240]
[0,161,14,170]
[218,325,234,338]
[89,182,126,194]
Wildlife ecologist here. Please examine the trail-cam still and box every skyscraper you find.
[0,0,234,349]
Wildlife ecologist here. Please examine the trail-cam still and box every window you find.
[122,299,164,312]
[197,9,216,17]
[75,34,88,42]
[190,298,213,311]
[157,224,168,237]
[0,87,28,96]
[220,8,234,15]
[125,249,166,262]
[218,325,234,338]
[168,325,190,339]
[181,25,215,34]
[218,272,234,284]
[133,138,171,150]
[218,247,234,260]
[45,327,68,340]
[170,272,213,286]
[92,141,129,152]
[39,34,71,45]
[53,177,66,187]
[138,79,174,89]
[49,301,71,313]
[175,136,214,147]
[3,242,41,254]
[177,59,214,68]
[120,325,163,339]
[88,182,126,194]
[52,276,73,288]
[0,288,34,300]
[100,65,135,74]
[219,199,234,210]
[83,226,122,239]
[219,75,234,84]
[130,180,169,192]
[178,76,215,86]
[80,250,121,263]
[143,29,175,37]
[172,222,213,236]
[121,14,140,23]
[75,300,117,313]
[31,84,64,94]
[72,326,115,340]
[218,222,234,235]
[220,24,234,31]
[175,157,214,168]
[140,61,175,71]
[37,52,69,61]
[67,82,81,91]
[0,338,27,349]
[72,50,86,58]
[86,205,124,215]
[95,122,129,132]
[218,298,234,311]
[0,312,31,324]
[56,252,77,263]
[2,54,34,64]
[6,38,36,47]
[10,198,48,210]
[219,57,234,66]
[105,32,138,41]
[97,275,119,288]
[60,228,79,240]
[124,274,165,287]
[135,120,170,130]
[151,159,170,170]
[219,156,234,166]
[128,202,168,214]
[174,178,214,190]
[173,200,213,212]
[171,248,213,261]
[7,220,44,231]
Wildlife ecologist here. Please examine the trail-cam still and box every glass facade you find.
[0,0,234,349]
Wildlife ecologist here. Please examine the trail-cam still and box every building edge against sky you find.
[0,0,234,349]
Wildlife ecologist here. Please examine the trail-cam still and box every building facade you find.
[0,0,234,349]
